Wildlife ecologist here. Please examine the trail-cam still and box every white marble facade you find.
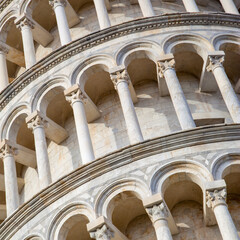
[0,0,240,239]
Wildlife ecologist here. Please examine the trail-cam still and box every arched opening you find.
[161,172,221,239]
[222,164,240,235]
[58,214,92,240]
[81,63,129,158]
[107,191,156,240]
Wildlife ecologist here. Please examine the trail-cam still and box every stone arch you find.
[162,33,213,58]
[211,152,240,180]
[0,10,17,34]
[24,233,45,240]
[48,202,95,240]
[71,54,117,105]
[94,178,152,238]
[115,40,162,67]
[150,160,213,203]
[212,33,240,51]
[95,178,150,218]
[30,75,70,114]
[71,54,116,87]
[0,103,31,142]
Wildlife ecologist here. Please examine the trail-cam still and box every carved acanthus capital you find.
[89,224,114,240]
[207,55,224,72]
[0,141,17,159]
[110,69,130,89]
[49,0,67,9]
[65,87,87,105]
[16,17,35,30]
[206,188,227,209]
[157,58,175,78]
[27,113,47,131]
[146,202,169,223]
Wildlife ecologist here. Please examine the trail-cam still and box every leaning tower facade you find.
[0,0,240,239]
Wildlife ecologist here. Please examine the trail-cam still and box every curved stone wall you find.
[0,0,240,240]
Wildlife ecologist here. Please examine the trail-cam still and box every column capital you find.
[206,188,227,209]
[146,202,169,223]
[26,111,47,131]
[64,84,87,105]
[206,52,225,72]
[109,69,130,89]
[0,140,17,159]
[15,15,35,31]
[89,224,114,240]
[49,0,67,9]
[157,54,175,78]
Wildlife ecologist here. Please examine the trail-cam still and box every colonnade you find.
[0,0,238,92]
[1,50,240,217]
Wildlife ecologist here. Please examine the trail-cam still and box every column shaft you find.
[72,100,95,164]
[154,219,173,240]
[117,80,143,144]
[3,155,19,217]
[52,1,72,45]
[214,204,239,240]
[182,0,199,12]
[20,23,36,68]
[212,66,240,123]
[93,0,111,29]
[219,0,239,14]
[164,68,196,130]
[138,0,155,17]
[33,126,52,189]
[0,50,9,92]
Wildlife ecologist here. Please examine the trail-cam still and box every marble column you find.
[158,57,196,130]
[27,113,52,189]
[207,54,240,123]
[146,202,173,240]
[138,0,155,17]
[89,224,114,240]
[93,0,111,29]
[65,85,95,164]
[16,17,36,69]
[181,0,199,12]
[0,44,9,92]
[110,70,143,145]
[0,141,19,217]
[219,0,239,15]
[49,0,72,45]
[206,188,239,240]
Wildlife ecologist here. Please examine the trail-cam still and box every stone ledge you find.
[0,124,240,239]
[0,12,240,111]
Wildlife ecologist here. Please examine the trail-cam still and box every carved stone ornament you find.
[0,142,16,159]
[65,88,87,105]
[49,0,67,8]
[206,55,224,72]
[110,69,130,89]
[89,224,114,240]
[16,17,35,30]
[157,59,175,78]
[146,202,169,223]
[206,188,227,209]
[27,114,47,130]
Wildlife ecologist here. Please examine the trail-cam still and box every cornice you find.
[0,0,14,13]
[0,12,240,111]
[0,124,240,239]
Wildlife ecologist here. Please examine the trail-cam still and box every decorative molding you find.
[146,202,169,223]
[110,69,130,89]
[0,13,240,111]
[1,124,240,239]
[0,0,14,13]
[89,225,114,240]
[206,188,227,209]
